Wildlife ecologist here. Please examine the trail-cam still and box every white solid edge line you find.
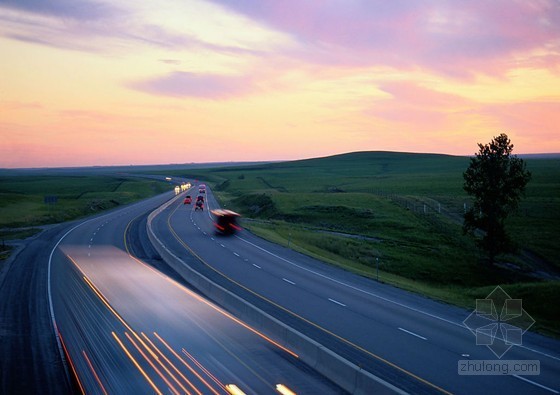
[235,235,560,362]
[48,211,117,386]
[398,327,427,341]
[513,375,559,394]
[48,192,177,386]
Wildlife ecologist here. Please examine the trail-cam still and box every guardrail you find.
[146,194,405,395]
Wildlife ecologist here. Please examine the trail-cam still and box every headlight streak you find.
[82,350,108,395]
[141,332,199,395]
[58,330,86,395]
[121,217,300,392]
[112,332,162,395]
[181,348,227,391]
[276,383,297,395]
[66,253,189,394]
[225,384,247,395]
[64,248,287,394]
[67,253,160,364]
[124,332,181,395]
[180,315,273,391]
[153,332,222,395]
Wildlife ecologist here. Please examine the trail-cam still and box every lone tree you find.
[463,133,531,263]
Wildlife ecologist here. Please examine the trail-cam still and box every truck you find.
[211,209,241,235]
[198,183,206,194]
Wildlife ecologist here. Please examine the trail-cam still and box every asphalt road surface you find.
[2,181,559,394]
[48,191,343,394]
[149,184,560,395]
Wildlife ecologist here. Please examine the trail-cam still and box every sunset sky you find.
[1,0,559,168]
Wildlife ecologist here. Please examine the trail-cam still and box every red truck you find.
[211,209,241,235]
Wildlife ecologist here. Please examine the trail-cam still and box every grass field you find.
[0,175,170,229]
[160,151,560,335]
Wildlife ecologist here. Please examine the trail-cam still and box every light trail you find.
[82,350,108,395]
[225,384,246,395]
[141,332,200,395]
[58,330,85,395]
[112,332,162,395]
[124,332,180,395]
[182,348,227,391]
[276,383,297,395]
[154,332,222,395]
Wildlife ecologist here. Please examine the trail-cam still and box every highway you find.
[149,184,560,395]
[49,190,343,394]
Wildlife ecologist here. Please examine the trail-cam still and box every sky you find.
[1,0,559,168]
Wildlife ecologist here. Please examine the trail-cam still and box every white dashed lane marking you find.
[328,298,346,307]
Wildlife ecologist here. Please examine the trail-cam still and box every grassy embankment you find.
[0,174,171,259]
[164,151,560,336]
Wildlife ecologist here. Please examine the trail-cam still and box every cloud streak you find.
[209,0,560,78]
[0,0,117,20]
[129,71,256,99]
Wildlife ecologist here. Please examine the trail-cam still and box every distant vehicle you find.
[211,209,241,235]
[195,200,204,211]
[184,196,192,204]
[196,195,204,203]
[198,183,206,193]
[165,177,172,181]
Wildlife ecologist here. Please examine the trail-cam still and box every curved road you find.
[150,184,560,395]
[49,190,343,394]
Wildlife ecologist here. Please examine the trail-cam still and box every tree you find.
[463,133,531,263]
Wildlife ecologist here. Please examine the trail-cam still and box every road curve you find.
[150,184,560,395]
[50,190,344,394]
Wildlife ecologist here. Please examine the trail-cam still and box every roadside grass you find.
[0,245,12,261]
[0,228,42,240]
[0,175,170,229]
[166,151,560,336]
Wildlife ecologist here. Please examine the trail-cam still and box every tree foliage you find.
[463,133,531,263]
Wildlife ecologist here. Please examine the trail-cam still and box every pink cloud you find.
[483,101,560,147]
[369,81,472,128]
[128,71,256,99]
[362,80,560,154]
[211,0,560,78]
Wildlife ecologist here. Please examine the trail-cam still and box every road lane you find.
[152,185,560,395]
[51,189,343,394]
